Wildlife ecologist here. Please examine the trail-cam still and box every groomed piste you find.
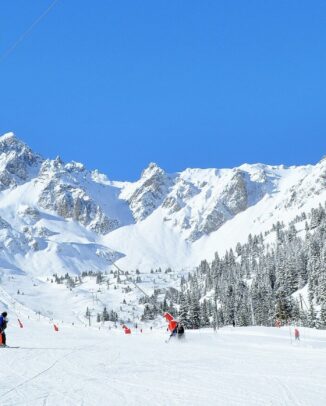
[1,315,326,406]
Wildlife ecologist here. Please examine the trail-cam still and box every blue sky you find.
[1,1,325,180]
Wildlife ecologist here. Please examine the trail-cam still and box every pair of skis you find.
[165,334,186,343]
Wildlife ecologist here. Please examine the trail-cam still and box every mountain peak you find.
[0,132,23,150]
[141,162,164,178]
[0,132,41,158]
[0,132,43,189]
[0,131,16,141]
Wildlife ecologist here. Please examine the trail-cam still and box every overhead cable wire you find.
[107,256,152,299]
[0,0,60,63]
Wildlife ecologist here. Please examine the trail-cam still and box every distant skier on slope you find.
[0,312,8,346]
[294,328,300,341]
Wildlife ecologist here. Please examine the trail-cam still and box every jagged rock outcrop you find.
[221,170,248,215]
[163,179,200,214]
[35,156,121,234]
[0,132,43,190]
[38,181,118,235]
[157,166,275,241]
[126,163,172,221]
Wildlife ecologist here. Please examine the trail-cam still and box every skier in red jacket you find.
[294,328,300,341]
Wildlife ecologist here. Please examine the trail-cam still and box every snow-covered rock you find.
[123,163,172,222]
[0,132,42,190]
[36,157,121,235]
[38,180,118,235]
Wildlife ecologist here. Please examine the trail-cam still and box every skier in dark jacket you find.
[0,312,8,346]
[170,322,185,339]
[177,323,185,338]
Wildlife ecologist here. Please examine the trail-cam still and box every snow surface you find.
[1,318,326,406]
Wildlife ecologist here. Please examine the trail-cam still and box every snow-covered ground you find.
[1,319,326,406]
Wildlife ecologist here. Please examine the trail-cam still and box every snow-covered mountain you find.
[0,131,325,277]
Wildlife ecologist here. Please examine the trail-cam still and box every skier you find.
[0,312,8,346]
[170,322,185,339]
[294,328,300,341]
[177,323,185,339]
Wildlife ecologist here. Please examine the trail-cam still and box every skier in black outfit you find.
[170,322,185,339]
[177,323,185,338]
[0,312,8,346]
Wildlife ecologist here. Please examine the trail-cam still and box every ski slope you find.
[1,320,326,406]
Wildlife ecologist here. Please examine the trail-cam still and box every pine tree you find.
[308,301,317,328]
[189,292,201,329]
[275,287,293,322]
[102,307,109,321]
[200,299,210,327]
[319,303,326,329]
[178,292,191,328]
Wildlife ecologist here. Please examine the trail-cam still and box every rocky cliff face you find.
[37,158,119,235]
[0,132,43,190]
[124,163,172,222]
[134,165,277,241]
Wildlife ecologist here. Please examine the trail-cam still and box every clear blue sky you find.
[1,1,325,180]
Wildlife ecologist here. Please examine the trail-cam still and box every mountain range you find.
[0,131,325,278]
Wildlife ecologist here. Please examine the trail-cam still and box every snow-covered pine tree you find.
[178,292,191,328]
[189,291,201,329]
[200,299,210,327]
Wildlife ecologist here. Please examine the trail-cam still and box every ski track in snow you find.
[0,321,326,406]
